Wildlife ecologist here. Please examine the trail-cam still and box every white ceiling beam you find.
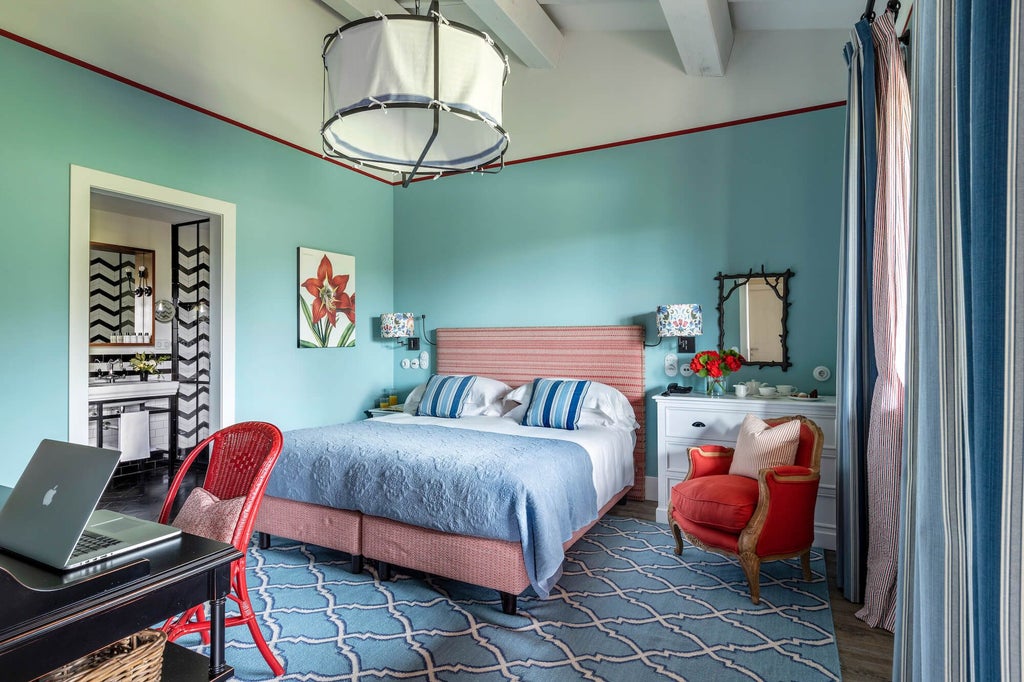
[659,0,734,77]
[462,0,565,69]
[320,0,407,21]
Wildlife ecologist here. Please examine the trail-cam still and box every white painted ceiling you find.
[0,0,912,182]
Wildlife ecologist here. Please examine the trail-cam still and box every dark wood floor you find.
[102,475,894,681]
[612,498,895,681]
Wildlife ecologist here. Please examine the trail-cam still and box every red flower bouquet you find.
[690,349,745,395]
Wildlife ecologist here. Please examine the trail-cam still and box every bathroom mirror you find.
[715,267,794,370]
[88,242,155,346]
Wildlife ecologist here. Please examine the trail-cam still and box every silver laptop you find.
[0,439,180,570]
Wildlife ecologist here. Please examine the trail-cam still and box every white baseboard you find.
[646,476,657,501]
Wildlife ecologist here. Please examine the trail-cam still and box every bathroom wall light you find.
[381,312,420,350]
[155,298,210,322]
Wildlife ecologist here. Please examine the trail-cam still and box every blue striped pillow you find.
[521,378,592,430]
[416,374,477,419]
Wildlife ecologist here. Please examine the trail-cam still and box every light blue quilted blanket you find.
[266,421,597,598]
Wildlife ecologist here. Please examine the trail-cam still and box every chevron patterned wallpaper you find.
[173,220,211,454]
[88,249,135,343]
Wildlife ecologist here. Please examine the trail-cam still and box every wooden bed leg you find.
[500,592,517,615]
[377,561,393,582]
[257,532,270,549]
[350,554,364,574]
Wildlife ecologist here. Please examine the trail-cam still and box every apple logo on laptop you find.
[42,485,58,506]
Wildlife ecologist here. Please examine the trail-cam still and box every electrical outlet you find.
[679,363,694,377]
[664,353,678,377]
[155,339,171,350]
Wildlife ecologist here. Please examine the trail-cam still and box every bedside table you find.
[365,404,405,418]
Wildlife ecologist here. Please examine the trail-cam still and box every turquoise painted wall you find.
[393,107,845,477]
[0,38,394,485]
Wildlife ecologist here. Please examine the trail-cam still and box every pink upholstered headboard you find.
[435,326,646,501]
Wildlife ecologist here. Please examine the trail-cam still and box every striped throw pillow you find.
[521,378,592,430]
[728,414,801,479]
[416,374,477,419]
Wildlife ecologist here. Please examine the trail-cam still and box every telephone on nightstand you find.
[664,383,692,396]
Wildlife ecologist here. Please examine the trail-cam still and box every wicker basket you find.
[39,629,166,682]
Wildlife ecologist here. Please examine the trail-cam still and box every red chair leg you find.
[196,605,210,645]
[233,562,284,676]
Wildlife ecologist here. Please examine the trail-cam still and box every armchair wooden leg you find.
[739,552,761,605]
[800,550,811,580]
[670,521,684,556]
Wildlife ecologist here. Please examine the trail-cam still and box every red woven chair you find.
[158,421,285,676]
[668,415,824,604]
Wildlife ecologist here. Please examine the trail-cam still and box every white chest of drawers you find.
[653,393,837,550]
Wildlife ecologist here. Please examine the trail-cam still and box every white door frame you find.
[69,166,236,445]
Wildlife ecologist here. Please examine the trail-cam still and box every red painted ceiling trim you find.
[0,27,388,184]
[405,100,847,184]
[1,27,846,189]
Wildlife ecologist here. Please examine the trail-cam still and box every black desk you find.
[0,530,242,681]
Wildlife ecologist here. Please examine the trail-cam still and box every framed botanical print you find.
[298,247,355,347]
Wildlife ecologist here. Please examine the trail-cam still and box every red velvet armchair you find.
[668,415,824,604]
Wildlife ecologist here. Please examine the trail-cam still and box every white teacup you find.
[776,384,795,396]
[734,385,748,398]
[758,386,777,397]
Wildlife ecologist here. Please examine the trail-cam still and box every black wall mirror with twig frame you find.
[715,267,794,371]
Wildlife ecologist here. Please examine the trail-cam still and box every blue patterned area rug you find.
[187,516,840,681]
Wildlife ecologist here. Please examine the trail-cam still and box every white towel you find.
[119,410,151,462]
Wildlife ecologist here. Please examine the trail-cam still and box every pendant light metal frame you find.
[321,1,510,187]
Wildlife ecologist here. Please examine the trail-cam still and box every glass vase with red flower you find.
[705,374,728,396]
[689,349,745,398]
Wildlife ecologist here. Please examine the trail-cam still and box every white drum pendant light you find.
[321,1,510,187]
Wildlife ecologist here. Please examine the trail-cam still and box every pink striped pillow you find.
[728,414,801,479]
[170,487,244,545]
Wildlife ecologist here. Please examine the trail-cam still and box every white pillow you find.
[728,414,801,479]
[503,380,638,429]
[403,375,510,417]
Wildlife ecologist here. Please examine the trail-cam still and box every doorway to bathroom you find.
[68,166,236,472]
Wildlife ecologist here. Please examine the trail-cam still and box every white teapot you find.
[743,380,764,393]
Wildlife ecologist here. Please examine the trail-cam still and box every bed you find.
[254,325,646,613]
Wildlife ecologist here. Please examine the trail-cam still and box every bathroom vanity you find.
[88,380,179,474]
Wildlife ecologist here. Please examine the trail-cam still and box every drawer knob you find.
[692,421,706,428]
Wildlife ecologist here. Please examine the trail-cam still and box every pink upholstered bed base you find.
[257,485,630,604]
[362,485,630,595]
[255,326,646,611]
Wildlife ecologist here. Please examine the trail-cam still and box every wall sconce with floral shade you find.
[381,313,419,350]
[657,304,703,353]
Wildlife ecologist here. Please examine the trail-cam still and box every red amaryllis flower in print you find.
[302,255,353,328]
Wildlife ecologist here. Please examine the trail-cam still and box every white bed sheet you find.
[373,413,635,508]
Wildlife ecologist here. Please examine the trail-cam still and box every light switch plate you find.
[664,353,678,377]
[410,359,420,369]
[419,350,429,369]
[401,358,411,369]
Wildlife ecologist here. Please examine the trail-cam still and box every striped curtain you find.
[857,8,912,631]
[838,8,911,627]
[893,0,1019,680]
[836,19,878,605]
